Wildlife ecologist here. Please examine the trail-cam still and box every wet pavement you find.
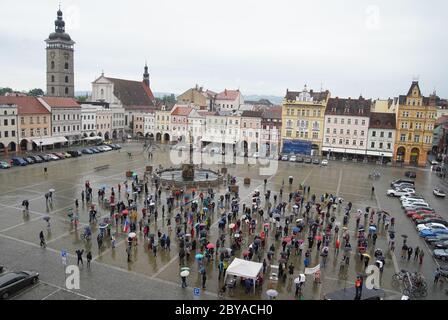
[0,142,446,300]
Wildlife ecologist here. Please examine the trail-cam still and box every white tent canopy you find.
[224,258,263,293]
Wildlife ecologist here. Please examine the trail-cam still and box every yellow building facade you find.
[281,87,330,156]
[393,81,437,166]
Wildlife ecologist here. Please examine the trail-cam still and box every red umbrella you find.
[282,236,292,243]
[206,243,215,249]
[243,250,250,257]
[122,209,129,215]
[315,235,323,241]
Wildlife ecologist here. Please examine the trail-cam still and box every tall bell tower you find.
[45,7,75,97]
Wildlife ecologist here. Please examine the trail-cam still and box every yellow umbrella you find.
[362,253,371,259]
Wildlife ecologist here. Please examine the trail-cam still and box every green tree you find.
[28,88,44,96]
[0,87,13,96]
[76,95,88,103]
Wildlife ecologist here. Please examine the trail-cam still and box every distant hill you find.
[154,92,177,98]
[244,95,283,105]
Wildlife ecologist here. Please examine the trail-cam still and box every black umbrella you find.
[401,234,408,239]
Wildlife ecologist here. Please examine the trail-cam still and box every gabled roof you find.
[262,106,282,120]
[216,89,240,101]
[0,96,50,115]
[171,105,193,116]
[369,112,396,129]
[325,97,372,117]
[105,77,155,109]
[285,89,330,102]
[241,110,263,118]
[407,81,421,97]
[41,97,80,108]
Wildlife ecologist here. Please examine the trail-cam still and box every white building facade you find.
[367,112,396,163]
[0,104,19,153]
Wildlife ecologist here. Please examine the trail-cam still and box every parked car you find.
[304,158,312,164]
[109,144,121,150]
[321,159,328,166]
[37,154,49,162]
[100,145,113,151]
[53,152,65,159]
[387,189,414,197]
[410,213,442,220]
[0,161,11,169]
[24,157,35,164]
[312,158,320,165]
[296,156,304,163]
[47,154,59,161]
[419,229,448,238]
[434,240,448,249]
[90,147,102,153]
[30,155,43,163]
[0,270,39,299]
[391,179,415,187]
[281,154,289,161]
[426,234,448,244]
[81,148,94,154]
[405,171,417,178]
[416,223,448,232]
[67,150,82,157]
[392,183,415,190]
[433,249,448,261]
[415,218,448,227]
[404,204,433,211]
[431,160,439,166]
[11,157,27,166]
[289,155,296,162]
[433,188,446,198]
[63,152,72,158]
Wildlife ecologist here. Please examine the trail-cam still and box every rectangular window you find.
[340,129,343,134]
[11,119,15,125]
[387,143,391,149]
[371,142,375,148]
[388,132,392,138]
[326,128,330,134]
[334,118,337,124]
[341,119,344,124]
[380,131,384,138]
[361,131,365,136]
[4,131,7,137]
[332,138,336,144]
[414,135,420,143]
[325,137,329,143]
[347,119,351,125]
[354,130,357,136]
[333,128,336,134]
[379,142,383,149]
[345,139,349,145]
[360,140,364,146]
[313,132,318,139]
[362,120,366,125]
[400,134,406,142]
[372,131,376,137]
[4,119,7,126]
[339,139,343,145]
[327,118,331,123]
[21,129,25,137]
[11,130,15,137]
[355,119,358,125]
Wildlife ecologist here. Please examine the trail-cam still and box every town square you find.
[0,1,447,302]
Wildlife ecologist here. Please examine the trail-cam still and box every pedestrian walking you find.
[202,270,207,289]
[86,251,92,268]
[75,249,84,266]
[39,231,46,248]
[414,247,420,261]
[407,247,413,261]
[355,276,363,299]
[181,275,188,288]
[434,268,441,284]
[419,251,424,265]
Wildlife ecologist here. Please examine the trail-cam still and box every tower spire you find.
[143,61,150,87]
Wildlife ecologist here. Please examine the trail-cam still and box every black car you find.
[0,271,39,299]
[30,155,43,163]
[405,171,416,178]
[426,235,448,244]
[67,150,82,157]
[415,218,448,226]
[435,240,448,249]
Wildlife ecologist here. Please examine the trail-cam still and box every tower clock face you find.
[50,51,55,59]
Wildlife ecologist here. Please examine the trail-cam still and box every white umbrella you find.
[229,223,236,229]
[376,260,383,268]
[180,270,190,277]
[294,274,306,284]
[266,289,278,298]
[49,188,55,193]
[128,232,137,238]
[296,218,303,223]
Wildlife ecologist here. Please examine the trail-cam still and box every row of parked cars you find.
[280,153,328,166]
[387,178,448,262]
[0,143,121,169]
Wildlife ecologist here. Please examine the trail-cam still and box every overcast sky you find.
[1,0,447,98]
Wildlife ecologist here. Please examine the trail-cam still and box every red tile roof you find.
[216,89,240,101]
[171,106,193,116]
[435,115,448,126]
[41,97,80,108]
[105,77,155,108]
[369,112,396,129]
[0,96,50,115]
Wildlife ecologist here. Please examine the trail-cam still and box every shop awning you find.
[83,136,104,141]
[32,136,68,146]
[366,150,393,157]
[322,146,367,155]
[201,135,237,144]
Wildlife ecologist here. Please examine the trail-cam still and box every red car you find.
[411,213,441,221]
[53,152,65,159]
[406,209,435,217]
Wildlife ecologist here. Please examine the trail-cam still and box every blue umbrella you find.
[292,227,300,233]
[195,253,204,260]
